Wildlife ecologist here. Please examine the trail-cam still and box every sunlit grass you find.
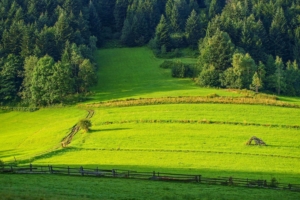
[91,104,300,126]
[1,47,300,199]
[33,123,300,184]
[0,107,87,161]
[91,47,238,102]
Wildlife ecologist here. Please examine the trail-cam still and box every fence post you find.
[80,166,84,176]
[112,169,116,177]
[96,167,99,176]
[50,165,53,174]
[196,175,201,183]
[127,170,130,178]
[68,166,70,175]
[30,164,32,172]
[153,171,155,177]
[10,165,13,172]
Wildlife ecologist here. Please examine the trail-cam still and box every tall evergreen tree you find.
[114,0,129,32]
[199,29,235,72]
[155,15,172,52]
[185,9,201,49]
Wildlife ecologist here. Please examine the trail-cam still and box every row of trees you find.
[0,0,103,105]
[1,0,215,105]
[196,0,300,95]
[1,0,300,105]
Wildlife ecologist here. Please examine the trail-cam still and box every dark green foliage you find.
[197,65,220,87]
[185,9,202,49]
[155,15,172,52]
[160,60,197,78]
[0,0,102,105]
[199,29,235,72]
[0,54,23,103]
[2,0,300,104]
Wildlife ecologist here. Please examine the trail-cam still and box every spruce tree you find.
[185,10,201,49]
[155,15,171,52]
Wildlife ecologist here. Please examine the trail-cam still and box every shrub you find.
[77,119,92,133]
[159,60,197,78]
[159,61,174,69]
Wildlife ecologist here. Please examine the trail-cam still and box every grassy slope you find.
[1,47,300,199]
[0,107,87,162]
[90,47,238,102]
[32,48,300,185]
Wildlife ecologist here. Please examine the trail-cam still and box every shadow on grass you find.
[267,144,300,148]
[19,147,82,164]
[0,149,22,160]
[91,128,131,133]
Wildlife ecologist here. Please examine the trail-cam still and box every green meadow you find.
[90,47,238,102]
[2,174,300,200]
[0,107,87,161]
[1,47,300,199]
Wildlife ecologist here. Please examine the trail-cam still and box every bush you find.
[160,60,197,78]
[172,61,186,78]
[159,61,174,69]
[77,119,92,133]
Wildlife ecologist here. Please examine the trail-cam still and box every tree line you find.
[1,0,300,106]
[0,0,102,105]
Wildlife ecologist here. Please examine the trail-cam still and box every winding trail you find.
[61,110,94,147]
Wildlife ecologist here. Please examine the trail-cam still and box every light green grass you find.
[91,47,238,102]
[33,123,300,184]
[91,104,300,126]
[1,47,300,199]
[279,96,300,105]
[0,107,87,162]
[1,174,299,200]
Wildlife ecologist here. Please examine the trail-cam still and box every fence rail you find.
[1,164,300,192]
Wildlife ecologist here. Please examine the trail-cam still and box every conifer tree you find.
[114,0,129,32]
[185,9,201,49]
[155,15,171,52]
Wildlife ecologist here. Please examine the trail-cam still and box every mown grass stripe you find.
[97,119,300,130]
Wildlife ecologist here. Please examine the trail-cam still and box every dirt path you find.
[61,110,94,147]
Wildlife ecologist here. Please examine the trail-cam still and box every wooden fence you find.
[1,164,300,192]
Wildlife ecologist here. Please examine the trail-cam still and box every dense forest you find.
[1,0,300,106]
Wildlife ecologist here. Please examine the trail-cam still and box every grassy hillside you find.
[0,107,87,162]
[1,47,300,199]
[90,47,238,102]
[31,48,300,184]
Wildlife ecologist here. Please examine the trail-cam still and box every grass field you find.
[0,107,87,161]
[90,47,238,102]
[1,47,300,199]
[2,174,300,200]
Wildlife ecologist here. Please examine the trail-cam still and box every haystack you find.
[246,136,266,146]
